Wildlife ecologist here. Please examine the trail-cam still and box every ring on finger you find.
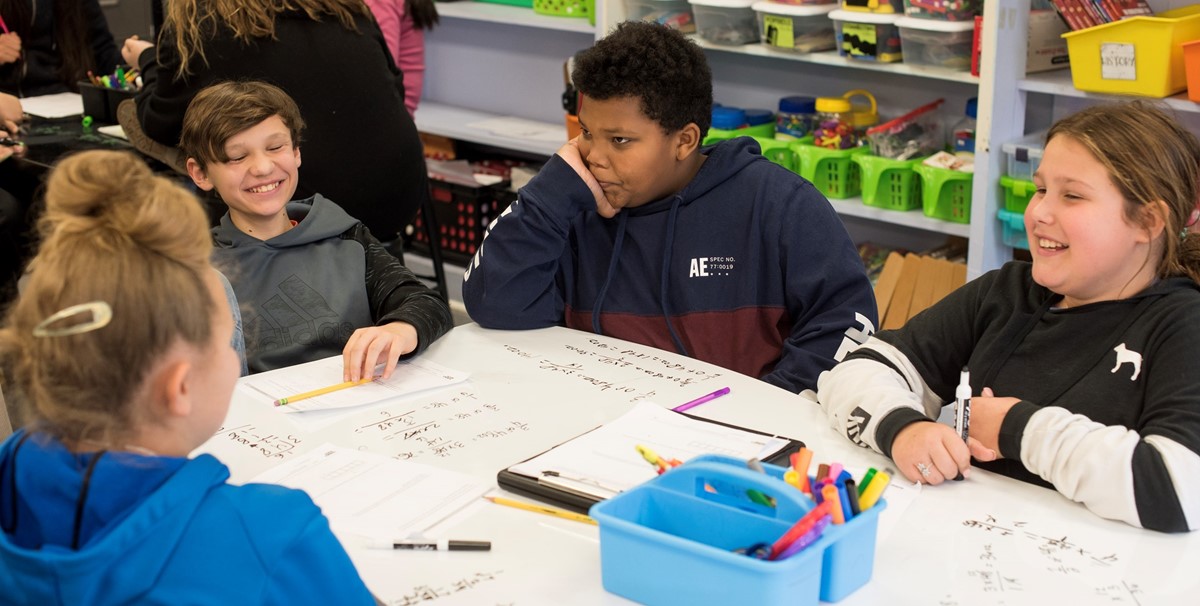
[915,462,932,478]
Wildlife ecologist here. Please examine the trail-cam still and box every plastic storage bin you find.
[624,0,697,32]
[839,0,902,14]
[854,154,923,211]
[794,143,869,199]
[1185,39,1200,103]
[830,10,902,62]
[533,0,595,22]
[896,16,974,70]
[997,208,1029,250]
[477,0,534,7]
[590,455,885,606]
[753,135,807,172]
[901,0,979,21]
[1000,130,1047,183]
[912,162,972,223]
[753,2,837,52]
[409,179,517,265]
[690,0,760,45]
[999,175,1036,213]
[1062,4,1200,98]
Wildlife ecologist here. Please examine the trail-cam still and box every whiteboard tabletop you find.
[206,324,1200,605]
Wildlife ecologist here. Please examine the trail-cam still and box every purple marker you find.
[775,515,831,561]
[672,386,731,412]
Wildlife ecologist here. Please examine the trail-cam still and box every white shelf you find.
[690,36,980,85]
[1018,70,1200,114]
[436,2,595,34]
[828,197,970,237]
[415,102,564,157]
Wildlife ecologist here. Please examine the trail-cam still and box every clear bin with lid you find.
[776,95,816,140]
[1000,130,1049,182]
[812,96,856,149]
[624,0,697,33]
[752,2,836,53]
[896,16,974,70]
[829,10,902,63]
[901,0,979,21]
[690,0,760,45]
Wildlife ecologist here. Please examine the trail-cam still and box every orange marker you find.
[793,447,813,494]
[821,483,845,525]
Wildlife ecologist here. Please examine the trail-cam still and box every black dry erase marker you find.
[375,539,491,551]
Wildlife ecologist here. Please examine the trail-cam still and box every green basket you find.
[533,0,594,21]
[999,174,1036,213]
[852,154,923,211]
[475,0,534,7]
[793,143,870,199]
[703,122,777,146]
[912,163,973,224]
[750,136,808,173]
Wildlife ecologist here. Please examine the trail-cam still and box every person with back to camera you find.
[0,150,376,604]
[818,100,1200,532]
[462,21,877,394]
[364,0,438,116]
[119,0,427,241]
[0,0,120,96]
[180,80,451,378]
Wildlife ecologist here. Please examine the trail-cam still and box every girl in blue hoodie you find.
[0,150,375,604]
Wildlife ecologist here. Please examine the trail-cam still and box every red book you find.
[1112,0,1153,19]
[1049,0,1084,30]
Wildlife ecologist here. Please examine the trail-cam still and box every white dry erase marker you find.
[955,367,971,443]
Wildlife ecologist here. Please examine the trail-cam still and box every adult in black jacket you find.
[121,0,427,241]
[0,0,119,96]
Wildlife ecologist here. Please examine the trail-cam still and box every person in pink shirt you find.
[364,0,438,115]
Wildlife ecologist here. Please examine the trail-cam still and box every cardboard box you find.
[971,10,1069,77]
[876,253,967,328]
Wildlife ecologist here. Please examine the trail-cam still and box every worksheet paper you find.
[241,356,468,415]
[250,443,489,542]
[20,93,83,118]
[507,401,791,500]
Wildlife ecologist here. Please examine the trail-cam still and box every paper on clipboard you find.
[505,402,792,501]
[241,356,468,413]
[20,93,83,118]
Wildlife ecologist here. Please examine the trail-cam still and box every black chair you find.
[387,185,447,302]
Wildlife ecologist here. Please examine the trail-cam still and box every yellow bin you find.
[1062,5,1200,97]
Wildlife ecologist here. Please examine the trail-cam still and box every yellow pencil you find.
[484,496,598,525]
[273,377,374,406]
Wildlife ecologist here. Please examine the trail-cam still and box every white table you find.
[206,324,1200,605]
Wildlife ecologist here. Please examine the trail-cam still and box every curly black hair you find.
[572,21,712,138]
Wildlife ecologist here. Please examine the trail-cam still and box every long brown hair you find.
[0,0,96,91]
[1047,100,1200,284]
[161,0,373,79]
[0,151,214,447]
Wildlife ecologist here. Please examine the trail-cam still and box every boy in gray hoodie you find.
[181,80,451,376]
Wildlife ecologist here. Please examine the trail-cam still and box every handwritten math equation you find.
[390,571,507,606]
[348,390,531,461]
[502,337,723,395]
[952,515,1142,604]
[215,424,303,461]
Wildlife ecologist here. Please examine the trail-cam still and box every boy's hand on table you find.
[342,321,419,382]
[0,33,20,64]
[558,137,618,218]
[121,35,154,67]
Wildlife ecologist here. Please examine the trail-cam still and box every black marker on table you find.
[370,539,491,551]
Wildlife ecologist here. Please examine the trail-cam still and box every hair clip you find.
[32,301,113,338]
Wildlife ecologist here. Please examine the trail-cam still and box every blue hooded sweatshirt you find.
[0,429,375,605]
[462,137,877,393]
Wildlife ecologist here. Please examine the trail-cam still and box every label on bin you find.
[1100,43,1136,81]
[764,15,794,49]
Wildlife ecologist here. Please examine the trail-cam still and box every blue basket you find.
[590,454,885,606]
[998,208,1029,250]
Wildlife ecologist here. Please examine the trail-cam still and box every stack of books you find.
[1049,0,1152,31]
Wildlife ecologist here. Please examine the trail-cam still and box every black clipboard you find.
[496,411,805,514]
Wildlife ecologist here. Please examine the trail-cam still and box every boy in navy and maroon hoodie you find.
[463,22,876,394]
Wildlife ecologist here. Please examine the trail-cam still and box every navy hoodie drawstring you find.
[659,197,688,356]
[592,212,628,336]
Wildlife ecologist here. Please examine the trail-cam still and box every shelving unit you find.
[972,0,1197,279]
[421,0,1200,289]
